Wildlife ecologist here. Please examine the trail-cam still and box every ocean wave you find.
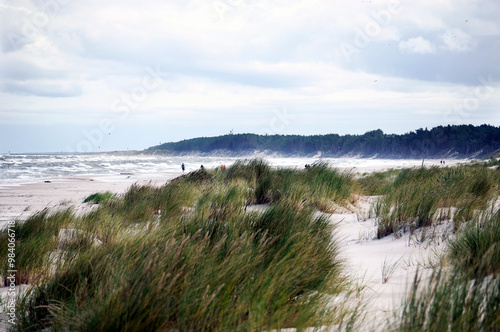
[0,153,465,186]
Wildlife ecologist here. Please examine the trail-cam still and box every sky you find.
[0,0,499,153]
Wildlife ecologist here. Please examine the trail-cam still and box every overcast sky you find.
[1,0,499,153]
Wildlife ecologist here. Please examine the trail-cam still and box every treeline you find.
[147,124,500,158]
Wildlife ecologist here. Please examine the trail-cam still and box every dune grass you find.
[224,160,355,212]
[356,161,500,330]
[2,159,359,331]
[83,191,115,204]
[0,209,74,285]
[358,165,500,238]
[388,266,500,332]
[386,209,500,332]
[18,209,343,331]
[447,209,500,278]
[356,169,399,196]
[4,159,499,331]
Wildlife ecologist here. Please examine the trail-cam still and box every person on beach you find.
[181,163,185,172]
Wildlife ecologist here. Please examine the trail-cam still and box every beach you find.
[0,172,181,228]
[0,156,466,226]
[0,156,466,228]
[0,159,461,330]
[0,157,483,330]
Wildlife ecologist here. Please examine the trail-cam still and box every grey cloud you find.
[1,0,499,153]
[441,29,472,53]
[64,29,310,89]
[349,36,500,87]
[1,81,82,97]
[340,11,500,85]
[0,4,37,53]
[0,59,68,81]
[1,30,32,53]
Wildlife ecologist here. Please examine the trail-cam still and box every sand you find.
[334,211,447,330]
[0,172,182,228]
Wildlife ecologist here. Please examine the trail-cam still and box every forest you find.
[147,124,500,158]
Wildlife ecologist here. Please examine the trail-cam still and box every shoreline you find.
[0,158,469,226]
[0,171,181,228]
[0,155,471,188]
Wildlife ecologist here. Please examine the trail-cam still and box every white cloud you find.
[1,0,500,152]
[441,28,472,53]
[399,37,435,54]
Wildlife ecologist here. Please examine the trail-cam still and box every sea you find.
[0,153,459,187]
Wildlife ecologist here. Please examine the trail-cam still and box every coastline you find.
[0,158,484,330]
[0,157,469,227]
[0,172,181,228]
[0,158,467,226]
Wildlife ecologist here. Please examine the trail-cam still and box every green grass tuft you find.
[83,191,115,204]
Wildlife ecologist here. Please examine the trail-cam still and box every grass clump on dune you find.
[354,161,500,331]
[389,266,500,332]
[224,159,356,212]
[0,208,74,285]
[368,165,499,238]
[3,159,356,331]
[356,169,399,196]
[16,208,346,331]
[386,209,500,332]
[447,209,500,278]
[83,191,115,204]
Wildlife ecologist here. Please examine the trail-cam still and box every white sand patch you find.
[0,172,181,228]
[331,209,451,331]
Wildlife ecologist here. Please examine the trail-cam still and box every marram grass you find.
[366,165,500,238]
[2,159,358,331]
[384,197,500,332]
[4,159,499,331]
[386,266,500,332]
